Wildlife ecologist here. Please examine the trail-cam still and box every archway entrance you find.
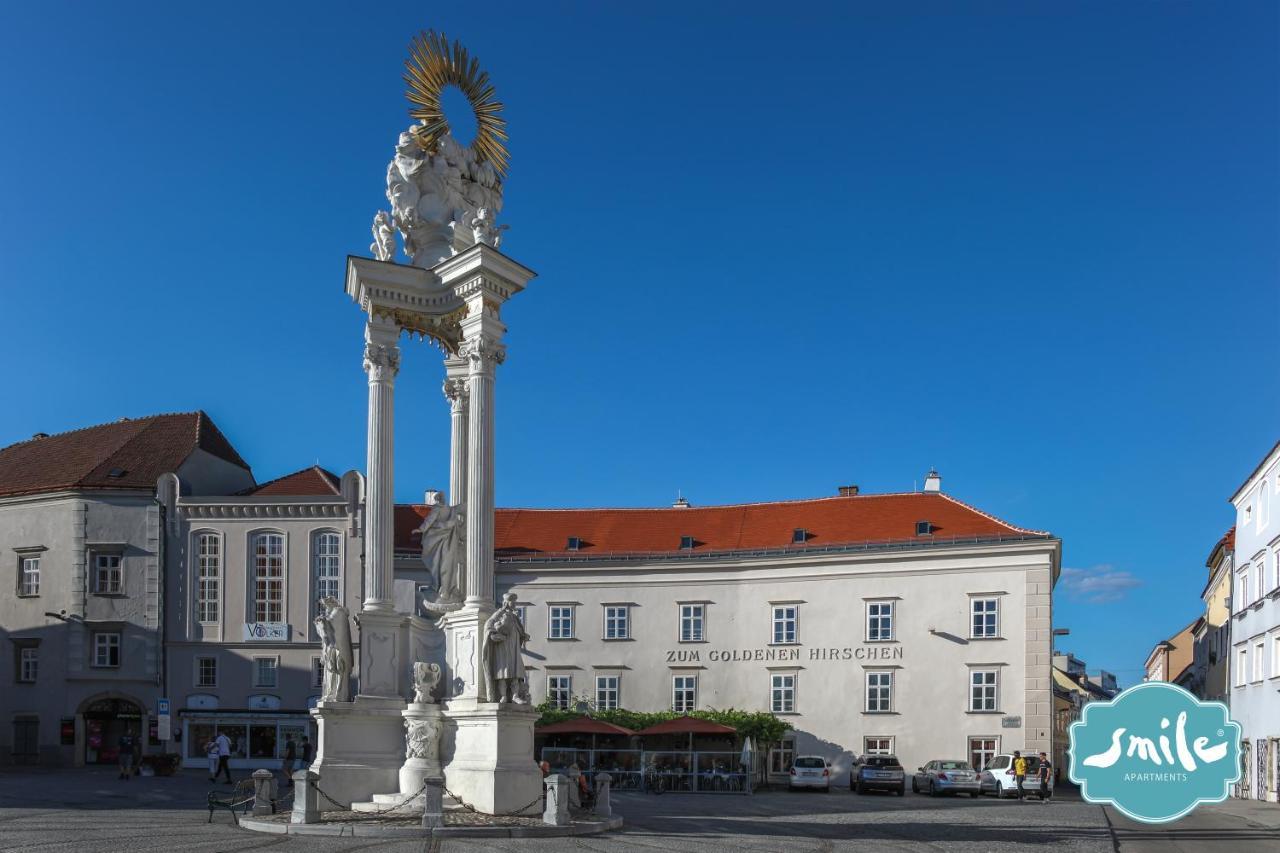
[81,697,143,765]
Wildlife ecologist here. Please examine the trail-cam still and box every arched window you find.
[196,532,221,623]
[314,531,342,610]
[252,533,285,623]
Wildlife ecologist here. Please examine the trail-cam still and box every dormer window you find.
[679,535,695,550]
[107,467,127,478]
[792,528,808,544]
[566,536,582,551]
[915,520,933,536]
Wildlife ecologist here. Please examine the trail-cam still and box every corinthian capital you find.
[459,337,506,370]
[363,342,401,379]
[443,377,469,411]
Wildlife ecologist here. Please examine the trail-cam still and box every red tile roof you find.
[0,412,250,498]
[394,492,1047,557]
[240,466,341,497]
[1205,525,1236,567]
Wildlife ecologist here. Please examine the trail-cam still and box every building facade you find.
[1144,620,1196,687]
[1229,441,1280,803]
[0,413,254,766]
[395,477,1061,785]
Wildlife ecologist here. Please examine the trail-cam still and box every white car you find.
[978,753,1054,799]
[789,755,832,791]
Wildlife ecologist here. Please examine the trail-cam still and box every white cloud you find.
[1059,564,1143,604]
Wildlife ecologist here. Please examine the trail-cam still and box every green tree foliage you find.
[534,699,790,747]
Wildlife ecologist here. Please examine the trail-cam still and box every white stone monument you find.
[312,30,542,816]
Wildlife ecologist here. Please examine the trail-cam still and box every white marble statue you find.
[470,208,507,248]
[315,597,353,702]
[480,592,530,704]
[405,718,441,761]
[382,128,504,268]
[370,211,396,261]
[412,661,442,705]
[413,490,465,603]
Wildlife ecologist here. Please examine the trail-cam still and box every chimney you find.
[837,485,859,497]
[31,432,48,440]
[672,496,690,509]
[923,468,942,493]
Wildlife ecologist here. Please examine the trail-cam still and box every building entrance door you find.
[82,698,144,765]
[1258,738,1270,801]
[1241,740,1252,799]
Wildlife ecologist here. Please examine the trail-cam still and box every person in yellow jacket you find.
[1012,751,1028,799]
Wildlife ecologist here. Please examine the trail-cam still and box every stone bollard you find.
[543,774,569,826]
[252,769,275,816]
[421,776,444,829]
[290,770,320,824]
[592,771,612,817]
[566,765,582,810]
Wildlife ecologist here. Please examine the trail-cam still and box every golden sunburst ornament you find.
[404,31,509,180]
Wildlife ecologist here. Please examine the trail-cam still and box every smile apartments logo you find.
[1069,682,1241,823]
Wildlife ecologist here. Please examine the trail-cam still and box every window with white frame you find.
[603,605,629,640]
[772,605,798,644]
[311,655,324,689]
[771,673,796,713]
[92,632,120,668]
[254,656,279,688]
[1259,556,1267,602]
[196,533,220,622]
[314,531,341,609]
[18,555,40,596]
[1273,635,1280,678]
[969,737,998,771]
[93,553,123,594]
[864,736,893,755]
[769,736,795,774]
[596,675,619,710]
[252,533,285,623]
[679,604,705,642]
[1236,646,1247,686]
[1254,640,1266,682]
[515,605,529,628]
[195,655,218,688]
[865,670,893,712]
[547,675,572,709]
[548,605,575,639]
[1237,567,1251,611]
[971,598,999,638]
[1272,547,1280,591]
[970,669,998,711]
[18,647,37,683]
[866,601,894,641]
[672,675,697,712]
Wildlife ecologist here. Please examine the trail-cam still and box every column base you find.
[309,696,406,808]
[441,699,542,815]
[438,604,493,702]
[399,703,445,804]
[357,608,407,698]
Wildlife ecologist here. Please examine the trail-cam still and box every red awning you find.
[635,716,736,736]
[535,718,636,736]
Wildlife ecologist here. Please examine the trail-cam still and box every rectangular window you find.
[1236,647,1248,686]
[864,736,893,755]
[866,601,894,642]
[196,533,221,623]
[549,605,575,639]
[971,598,998,638]
[253,533,285,623]
[769,737,795,774]
[92,632,121,668]
[18,647,38,683]
[314,532,341,608]
[969,737,999,771]
[672,675,697,712]
[596,676,619,710]
[195,656,218,688]
[772,605,798,644]
[680,604,705,642]
[311,656,324,689]
[865,670,893,712]
[93,553,123,594]
[970,669,998,711]
[547,675,572,710]
[18,556,40,596]
[253,657,279,688]
[1237,568,1250,610]
[1272,548,1280,592]
[1254,641,1266,683]
[1273,635,1280,678]
[771,673,796,713]
[603,605,629,640]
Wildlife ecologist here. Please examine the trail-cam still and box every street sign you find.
[1001,715,1022,729]
[157,698,171,741]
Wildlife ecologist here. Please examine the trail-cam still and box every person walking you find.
[1012,751,1027,800]
[300,735,313,769]
[117,730,135,781]
[214,730,233,784]
[205,737,219,782]
[280,735,296,788]
[1037,752,1053,802]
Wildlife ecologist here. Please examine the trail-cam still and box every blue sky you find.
[1,2,1276,683]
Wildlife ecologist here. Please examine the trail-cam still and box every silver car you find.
[912,759,981,797]
[788,755,831,791]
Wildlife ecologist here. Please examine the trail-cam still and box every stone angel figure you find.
[480,592,529,704]
[470,208,508,249]
[370,210,396,261]
[412,661,442,705]
[413,490,465,603]
[315,597,353,703]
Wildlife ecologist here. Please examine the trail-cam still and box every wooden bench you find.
[207,779,256,824]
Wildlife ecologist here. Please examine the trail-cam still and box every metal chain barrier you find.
[440,782,543,818]
[310,778,431,818]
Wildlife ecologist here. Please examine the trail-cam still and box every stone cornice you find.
[178,501,350,521]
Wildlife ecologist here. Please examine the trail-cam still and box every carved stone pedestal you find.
[309,697,406,808]
[439,605,491,701]
[441,700,542,815]
[398,703,445,805]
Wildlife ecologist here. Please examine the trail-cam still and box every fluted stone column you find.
[461,337,503,607]
[443,357,469,510]
[362,315,400,612]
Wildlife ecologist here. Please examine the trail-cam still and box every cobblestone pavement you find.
[0,768,1274,852]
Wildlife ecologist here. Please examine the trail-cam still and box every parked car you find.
[912,759,981,797]
[849,754,905,795]
[978,753,1053,799]
[788,755,831,792]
